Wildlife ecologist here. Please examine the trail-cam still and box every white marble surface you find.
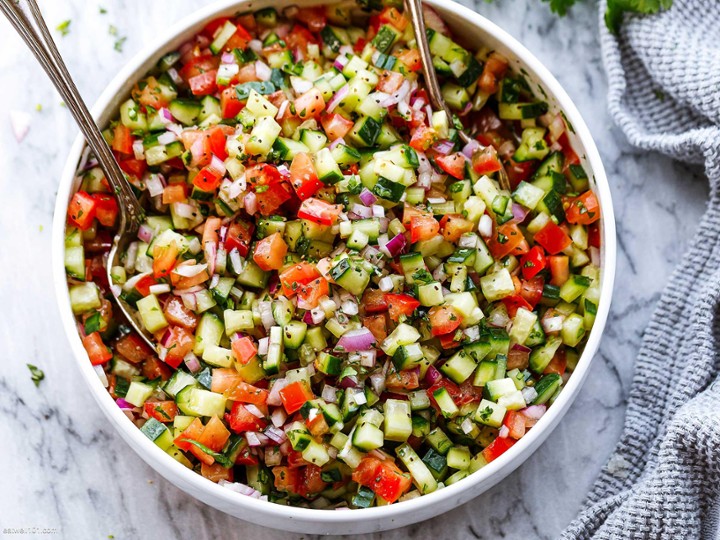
[0,0,708,538]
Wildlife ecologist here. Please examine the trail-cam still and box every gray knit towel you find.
[561,0,720,538]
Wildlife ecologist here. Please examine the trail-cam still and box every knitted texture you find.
[563,1,720,538]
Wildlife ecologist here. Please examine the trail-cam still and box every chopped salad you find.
[64,1,602,509]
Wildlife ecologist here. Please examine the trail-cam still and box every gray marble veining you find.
[0,0,708,538]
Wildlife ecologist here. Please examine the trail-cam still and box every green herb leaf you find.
[184,440,234,468]
[84,311,102,334]
[605,0,673,33]
[27,364,45,387]
[56,20,71,37]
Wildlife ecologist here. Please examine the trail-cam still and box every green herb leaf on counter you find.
[605,0,673,33]
[114,36,127,53]
[27,364,45,387]
[542,0,579,16]
[56,19,71,37]
[99,7,107,14]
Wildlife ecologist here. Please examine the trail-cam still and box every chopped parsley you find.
[56,20,71,37]
[27,364,45,387]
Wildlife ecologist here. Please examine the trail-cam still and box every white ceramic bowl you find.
[52,0,616,534]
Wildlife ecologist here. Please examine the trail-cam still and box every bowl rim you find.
[52,0,616,528]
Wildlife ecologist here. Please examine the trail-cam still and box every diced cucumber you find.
[440,350,477,384]
[474,398,506,428]
[137,294,169,333]
[533,373,562,404]
[396,443,437,494]
[193,312,224,356]
[383,399,413,442]
[528,336,563,373]
[125,381,155,407]
[175,387,226,417]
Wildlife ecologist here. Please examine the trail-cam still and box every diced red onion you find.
[369,373,386,395]
[94,365,109,387]
[381,80,411,108]
[124,242,139,272]
[327,85,350,114]
[462,139,482,158]
[245,404,265,418]
[322,385,338,403]
[548,113,566,143]
[461,417,474,434]
[244,192,257,215]
[338,375,358,389]
[167,67,182,85]
[221,51,235,64]
[116,398,133,409]
[358,350,376,368]
[209,155,226,177]
[590,246,601,267]
[279,440,291,456]
[378,276,394,292]
[171,284,202,295]
[328,137,345,151]
[219,480,262,499]
[372,205,385,218]
[310,307,326,325]
[498,425,510,439]
[159,107,174,124]
[336,328,376,352]
[271,407,287,427]
[432,140,455,155]
[498,140,516,158]
[522,404,547,422]
[478,214,493,237]
[157,131,177,145]
[341,298,359,316]
[183,352,201,373]
[265,447,282,466]
[511,203,530,224]
[255,60,272,81]
[265,426,287,444]
[174,262,208,278]
[350,203,373,219]
[246,431,268,447]
[352,389,367,405]
[248,39,262,53]
[425,365,442,384]
[267,378,288,406]
[180,294,197,311]
[380,233,407,258]
[132,139,145,160]
[359,188,378,206]
[149,284,171,295]
[146,174,165,197]
[259,302,275,331]
[487,306,510,328]
[521,387,539,407]
[411,96,426,110]
[542,315,565,333]
[173,202,197,219]
[137,224,155,243]
[422,3,450,34]
[333,54,349,71]
[432,264,447,282]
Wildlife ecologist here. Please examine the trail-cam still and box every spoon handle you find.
[0,0,144,228]
[403,0,512,191]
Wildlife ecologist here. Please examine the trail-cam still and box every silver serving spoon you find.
[403,0,511,191]
[1,0,155,347]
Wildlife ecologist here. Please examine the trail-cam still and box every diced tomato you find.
[520,245,547,280]
[192,166,223,193]
[395,48,421,71]
[363,313,388,343]
[162,184,188,204]
[225,381,269,405]
[206,125,230,160]
[201,17,230,38]
[193,416,231,465]
[222,24,252,52]
[273,466,300,494]
[377,70,405,94]
[409,214,439,243]
[352,457,412,504]
[115,333,153,364]
[279,381,314,414]
[486,223,526,259]
[439,214,474,242]
[67,191,97,230]
[520,276,545,308]
[135,356,166,383]
[409,124,438,152]
[428,305,463,336]
[548,255,570,286]
[144,400,178,423]
[502,295,533,318]
[427,377,477,409]
[231,336,258,365]
[379,6,408,30]
[297,464,328,499]
[385,293,420,321]
[320,113,354,142]
[503,411,526,440]
[505,158,536,188]
[91,193,119,228]
[118,157,147,178]
[201,462,234,483]
[279,262,320,297]
[82,332,112,365]
[134,76,171,110]
[111,123,134,155]
[220,87,243,118]
[385,369,420,391]
[152,241,179,279]
[294,87,325,119]
[174,417,205,451]
[256,182,293,216]
[225,402,267,433]
[353,37,367,55]
[362,289,389,314]
[210,368,244,393]
[435,153,466,180]
[472,145,503,175]
[565,191,600,225]
[307,413,330,437]
[170,265,210,289]
[544,348,567,375]
[297,277,329,310]
[479,52,508,94]
[253,232,288,271]
[402,204,429,228]
[438,332,463,349]
[482,435,516,462]
[298,197,342,225]
[534,221,572,255]
[289,152,323,200]
[163,296,198,330]
[286,24,317,55]
[161,326,194,368]
[557,131,580,167]
[225,220,254,258]
[295,7,326,32]
[188,69,218,96]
